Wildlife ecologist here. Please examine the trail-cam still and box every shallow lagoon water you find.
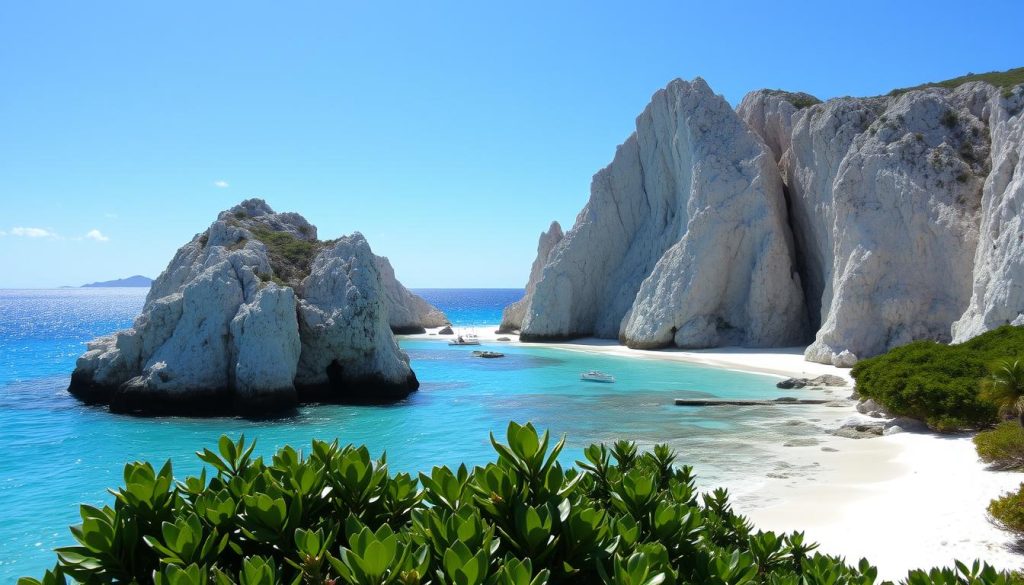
[0,288,827,581]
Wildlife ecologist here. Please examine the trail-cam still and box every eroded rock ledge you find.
[69,199,428,416]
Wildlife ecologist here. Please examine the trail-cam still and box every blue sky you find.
[1,0,1022,288]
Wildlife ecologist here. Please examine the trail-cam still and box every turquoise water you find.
[0,288,826,581]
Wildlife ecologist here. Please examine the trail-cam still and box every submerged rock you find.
[69,199,420,415]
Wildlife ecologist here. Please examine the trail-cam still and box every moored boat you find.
[580,370,616,383]
[448,334,481,346]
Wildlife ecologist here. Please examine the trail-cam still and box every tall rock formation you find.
[70,199,420,415]
[953,88,1024,340]
[511,75,1024,365]
[517,78,808,349]
[497,221,563,333]
[375,255,449,334]
[741,83,1003,365]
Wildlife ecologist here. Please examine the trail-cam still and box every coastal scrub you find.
[852,326,1024,430]
[22,423,1023,585]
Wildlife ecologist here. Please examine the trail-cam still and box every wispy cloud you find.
[213,180,229,188]
[10,227,57,238]
[104,212,119,219]
[85,229,110,242]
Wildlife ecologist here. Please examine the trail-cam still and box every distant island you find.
[81,275,153,288]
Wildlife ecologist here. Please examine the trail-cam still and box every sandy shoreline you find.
[409,325,1024,579]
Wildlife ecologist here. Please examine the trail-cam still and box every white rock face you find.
[741,84,996,364]
[736,90,818,165]
[953,88,1024,341]
[375,255,449,333]
[498,221,563,333]
[512,77,1024,364]
[296,235,417,398]
[70,199,418,414]
[519,78,807,348]
[230,284,301,401]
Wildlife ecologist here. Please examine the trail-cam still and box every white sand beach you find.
[413,326,1024,580]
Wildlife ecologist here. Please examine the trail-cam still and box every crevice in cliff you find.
[779,182,819,339]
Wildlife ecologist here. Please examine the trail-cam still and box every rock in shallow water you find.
[776,374,847,389]
[833,422,886,439]
[69,199,422,416]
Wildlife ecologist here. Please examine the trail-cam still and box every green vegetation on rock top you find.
[248,227,326,285]
[20,423,1023,585]
[888,67,1024,96]
[763,90,822,109]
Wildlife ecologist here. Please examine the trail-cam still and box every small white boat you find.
[448,334,481,346]
[580,370,616,383]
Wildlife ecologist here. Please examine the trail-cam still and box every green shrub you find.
[786,94,822,110]
[20,423,1023,585]
[975,422,1024,470]
[851,325,1024,430]
[888,66,1024,95]
[989,484,1024,537]
[248,227,324,285]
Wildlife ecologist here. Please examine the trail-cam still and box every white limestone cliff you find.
[70,199,419,414]
[513,76,1024,364]
[953,88,1024,340]
[375,255,449,334]
[518,78,807,349]
[497,221,563,333]
[741,84,996,365]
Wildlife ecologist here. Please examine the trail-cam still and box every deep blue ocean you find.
[0,288,825,581]
[411,288,524,325]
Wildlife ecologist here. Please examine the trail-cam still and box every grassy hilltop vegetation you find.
[21,423,1024,585]
[888,67,1024,96]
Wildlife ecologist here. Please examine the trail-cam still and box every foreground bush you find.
[989,483,1024,538]
[851,326,1024,430]
[974,422,1024,470]
[21,423,1022,585]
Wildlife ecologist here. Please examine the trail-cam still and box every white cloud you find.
[0,230,6,236]
[104,212,119,219]
[85,229,110,242]
[213,180,229,188]
[11,227,57,238]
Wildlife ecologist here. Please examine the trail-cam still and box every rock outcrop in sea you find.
[511,76,1024,365]
[375,255,449,334]
[69,199,425,415]
[497,221,563,333]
